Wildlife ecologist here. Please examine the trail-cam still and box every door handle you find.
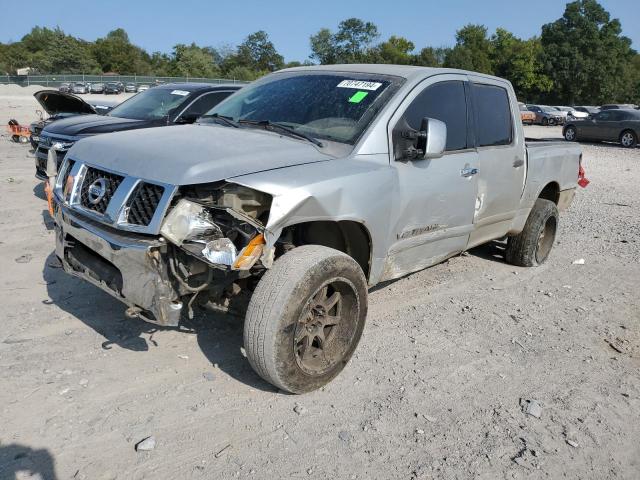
[513,159,524,168]
[460,167,478,177]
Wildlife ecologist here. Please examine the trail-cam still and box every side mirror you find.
[176,113,199,124]
[399,117,447,160]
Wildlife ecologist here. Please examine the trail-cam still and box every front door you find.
[381,75,478,281]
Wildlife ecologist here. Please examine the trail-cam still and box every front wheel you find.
[564,126,577,142]
[505,199,559,267]
[541,117,549,126]
[620,130,637,148]
[244,245,368,394]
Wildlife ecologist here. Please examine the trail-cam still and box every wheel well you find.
[539,182,560,204]
[282,221,372,280]
[620,129,636,139]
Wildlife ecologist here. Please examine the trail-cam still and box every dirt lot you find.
[1,87,639,480]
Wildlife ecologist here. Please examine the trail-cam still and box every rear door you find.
[584,111,613,140]
[467,78,526,247]
[383,74,478,280]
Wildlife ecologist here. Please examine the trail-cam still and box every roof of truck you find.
[279,64,508,83]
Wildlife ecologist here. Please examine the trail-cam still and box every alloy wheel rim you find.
[536,216,557,264]
[566,128,575,140]
[294,279,357,376]
[622,133,633,146]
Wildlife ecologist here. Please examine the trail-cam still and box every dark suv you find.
[36,83,241,179]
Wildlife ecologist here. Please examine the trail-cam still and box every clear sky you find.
[2,0,639,62]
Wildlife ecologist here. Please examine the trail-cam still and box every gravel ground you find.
[0,90,638,480]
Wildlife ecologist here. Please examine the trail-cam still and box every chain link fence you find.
[0,74,249,88]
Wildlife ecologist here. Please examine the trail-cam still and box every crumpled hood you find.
[42,114,150,136]
[68,124,335,185]
[34,90,97,115]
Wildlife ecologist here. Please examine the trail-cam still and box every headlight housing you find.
[160,199,222,246]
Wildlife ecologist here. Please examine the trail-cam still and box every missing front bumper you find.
[55,206,183,326]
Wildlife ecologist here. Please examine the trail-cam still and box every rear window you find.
[474,84,513,147]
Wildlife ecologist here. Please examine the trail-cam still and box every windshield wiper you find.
[239,120,323,147]
[201,113,240,128]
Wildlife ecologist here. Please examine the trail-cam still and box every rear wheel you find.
[564,126,577,142]
[505,199,559,267]
[620,130,637,148]
[244,245,368,394]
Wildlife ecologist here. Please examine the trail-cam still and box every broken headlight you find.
[160,199,222,246]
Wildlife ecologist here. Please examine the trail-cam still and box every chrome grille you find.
[54,159,176,235]
[80,167,124,214]
[126,182,165,226]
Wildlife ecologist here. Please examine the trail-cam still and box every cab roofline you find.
[276,63,509,84]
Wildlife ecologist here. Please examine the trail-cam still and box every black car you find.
[563,109,639,148]
[600,104,638,111]
[29,90,118,148]
[36,83,241,179]
[573,106,600,115]
[104,82,122,94]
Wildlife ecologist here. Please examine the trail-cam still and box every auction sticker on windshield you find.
[337,80,382,90]
[171,90,190,96]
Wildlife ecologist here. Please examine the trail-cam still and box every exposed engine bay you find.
[157,182,274,319]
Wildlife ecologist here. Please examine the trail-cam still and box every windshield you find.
[541,106,556,113]
[108,88,190,120]
[203,72,402,145]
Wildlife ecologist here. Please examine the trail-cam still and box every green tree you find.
[171,43,220,78]
[413,46,450,67]
[92,28,152,74]
[310,18,379,64]
[490,29,552,100]
[444,24,493,74]
[221,31,283,75]
[540,0,635,104]
[369,36,415,64]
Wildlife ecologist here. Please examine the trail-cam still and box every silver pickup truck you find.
[49,65,587,393]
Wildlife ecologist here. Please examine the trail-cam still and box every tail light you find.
[578,153,590,188]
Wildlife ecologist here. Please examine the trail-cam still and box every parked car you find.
[563,108,639,148]
[573,106,600,116]
[30,90,119,161]
[104,82,122,94]
[125,83,137,93]
[36,83,240,179]
[555,106,588,119]
[49,65,586,393]
[526,105,566,126]
[58,83,71,93]
[137,84,150,92]
[518,102,536,124]
[90,83,105,94]
[71,82,88,94]
[600,104,638,110]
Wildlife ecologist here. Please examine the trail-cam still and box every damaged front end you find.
[156,182,275,318]
[55,170,275,326]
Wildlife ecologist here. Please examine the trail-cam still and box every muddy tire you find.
[244,245,368,394]
[505,199,559,267]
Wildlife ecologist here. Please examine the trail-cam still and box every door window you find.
[473,84,513,147]
[183,91,233,118]
[401,81,468,151]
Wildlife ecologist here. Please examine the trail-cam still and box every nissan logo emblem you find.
[87,178,108,205]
